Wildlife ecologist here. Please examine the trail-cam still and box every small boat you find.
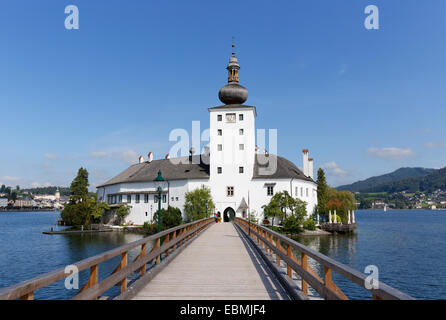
[384,205,387,212]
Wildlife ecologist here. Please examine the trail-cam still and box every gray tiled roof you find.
[97,154,313,188]
[97,155,210,188]
[253,154,314,182]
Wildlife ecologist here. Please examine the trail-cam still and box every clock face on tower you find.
[225,113,236,123]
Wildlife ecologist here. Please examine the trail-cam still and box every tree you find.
[61,167,109,227]
[317,168,329,217]
[69,167,89,203]
[90,194,110,223]
[326,188,356,222]
[16,185,20,191]
[263,191,307,227]
[152,206,183,230]
[0,185,5,193]
[116,204,132,225]
[184,186,215,222]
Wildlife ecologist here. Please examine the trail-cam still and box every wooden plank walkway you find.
[133,222,290,300]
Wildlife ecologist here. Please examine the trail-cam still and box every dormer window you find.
[217,115,222,121]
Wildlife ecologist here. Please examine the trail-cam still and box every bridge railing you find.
[0,217,214,300]
[234,217,414,300]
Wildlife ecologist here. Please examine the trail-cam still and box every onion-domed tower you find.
[218,44,248,105]
[209,44,257,215]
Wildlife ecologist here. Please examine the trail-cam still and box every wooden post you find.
[165,233,170,257]
[120,252,128,294]
[324,266,335,296]
[20,292,34,300]
[155,238,161,264]
[269,233,273,257]
[276,238,281,266]
[287,245,293,278]
[140,243,147,276]
[373,294,383,300]
[172,230,177,251]
[301,253,308,295]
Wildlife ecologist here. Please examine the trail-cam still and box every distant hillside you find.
[337,167,436,192]
[363,168,446,193]
[21,186,70,196]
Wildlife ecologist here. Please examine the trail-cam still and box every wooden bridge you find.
[0,217,414,300]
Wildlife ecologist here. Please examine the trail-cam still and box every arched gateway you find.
[223,207,235,222]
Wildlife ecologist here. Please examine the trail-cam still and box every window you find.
[112,196,116,204]
[267,186,274,196]
[175,197,179,201]
[306,188,309,197]
[127,195,131,203]
[162,194,167,203]
[218,144,222,151]
[239,144,244,151]
[239,167,244,173]
[154,195,158,203]
[218,129,222,136]
[239,129,244,135]
[144,194,149,203]
[145,212,148,217]
[300,187,303,197]
[225,113,236,123]
[217,114,222,121]
[171,197,174,201]
[239,114,244,121]
[227,186,234,197]
[295,187,298,197]
[217,167,222,174]
[136,194,140,203]
[118,195,122,203]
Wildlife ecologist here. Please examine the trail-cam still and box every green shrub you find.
[303,218,316,231]
[152,206,183,230]
[143,221,158,234]
[282,214,303,234]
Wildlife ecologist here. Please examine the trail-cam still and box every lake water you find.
[1,210,445,299]
[295,209,446,299]
[0,211,148,299]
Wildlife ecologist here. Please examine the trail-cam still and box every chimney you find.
[138,156,144,164]
[308,158,314,180]
[302,149,309,177]
[148,152,153,163]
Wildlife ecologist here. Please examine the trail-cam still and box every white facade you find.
[0,198,8,208]
[96,51,318,226]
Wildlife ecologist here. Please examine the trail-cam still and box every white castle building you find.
[97,48,317,225]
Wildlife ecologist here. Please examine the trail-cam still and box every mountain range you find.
[337,167,446,193]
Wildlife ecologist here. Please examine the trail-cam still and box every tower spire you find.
[227,42,240,83]
[218,42,248,105]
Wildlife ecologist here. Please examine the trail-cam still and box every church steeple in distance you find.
[218,42,248,105]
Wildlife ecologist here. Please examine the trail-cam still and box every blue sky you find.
[1,0,446,189]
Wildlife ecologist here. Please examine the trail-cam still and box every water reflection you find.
[290,233,358,298]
